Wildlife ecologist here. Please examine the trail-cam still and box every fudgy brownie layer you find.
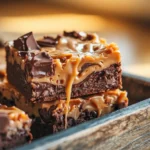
[0,80,128,139]
[31,110,100,139]
[30,104,123,139]
[0,105,126,140]
[0,92,128,139]
[0,98,119,139]
[7,62,122,102]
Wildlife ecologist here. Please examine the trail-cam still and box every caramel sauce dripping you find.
[65,57,80,129]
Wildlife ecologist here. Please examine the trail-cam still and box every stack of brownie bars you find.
[0,31,128,143]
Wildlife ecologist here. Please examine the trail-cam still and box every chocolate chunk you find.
[14,32,40,51]
[37,35,61,47]
[64,31,87,40]
[26,51,55,77]
[63,31,96,41]
[37,36,57,47]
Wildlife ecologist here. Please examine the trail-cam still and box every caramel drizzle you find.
[65,57,80,129]
[0,105,29,121]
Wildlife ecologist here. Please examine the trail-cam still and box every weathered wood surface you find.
[63,109,149,150]
[17,73,150,150]
[122,73,150,105]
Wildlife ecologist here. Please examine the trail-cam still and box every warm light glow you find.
[123,64,150,78]
[0,14,106,34]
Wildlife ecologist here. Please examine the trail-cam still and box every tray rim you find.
[17,72,150,150]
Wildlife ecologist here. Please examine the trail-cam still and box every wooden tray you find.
[17,72,150,150]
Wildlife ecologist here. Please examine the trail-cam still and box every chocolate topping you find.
[37,35,61,47]
[63,31,87,40]
[14,32,40,51]
[63,31,95,41]
[17,50,55,77]
[26,52,55,77]
[37,31,98,48]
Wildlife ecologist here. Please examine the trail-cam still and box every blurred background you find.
[0,0,150,77]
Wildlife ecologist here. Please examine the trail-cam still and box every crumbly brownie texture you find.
[0,105,32,149]
[5,31,122,103]
[0,81,128,138]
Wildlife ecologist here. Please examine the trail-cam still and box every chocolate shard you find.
[37,36,56,47]
[63,31,95,41]
[63,31,86,40]
[37,35,61,47]
[14,32,40,51]
[26,51,55,77]
[17,50,55,77]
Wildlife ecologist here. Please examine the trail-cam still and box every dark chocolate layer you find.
[6,61,122,102]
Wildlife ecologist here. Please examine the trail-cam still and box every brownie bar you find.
[5,31,122,103]
[0,81,128,139]
[0,105,32,150]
